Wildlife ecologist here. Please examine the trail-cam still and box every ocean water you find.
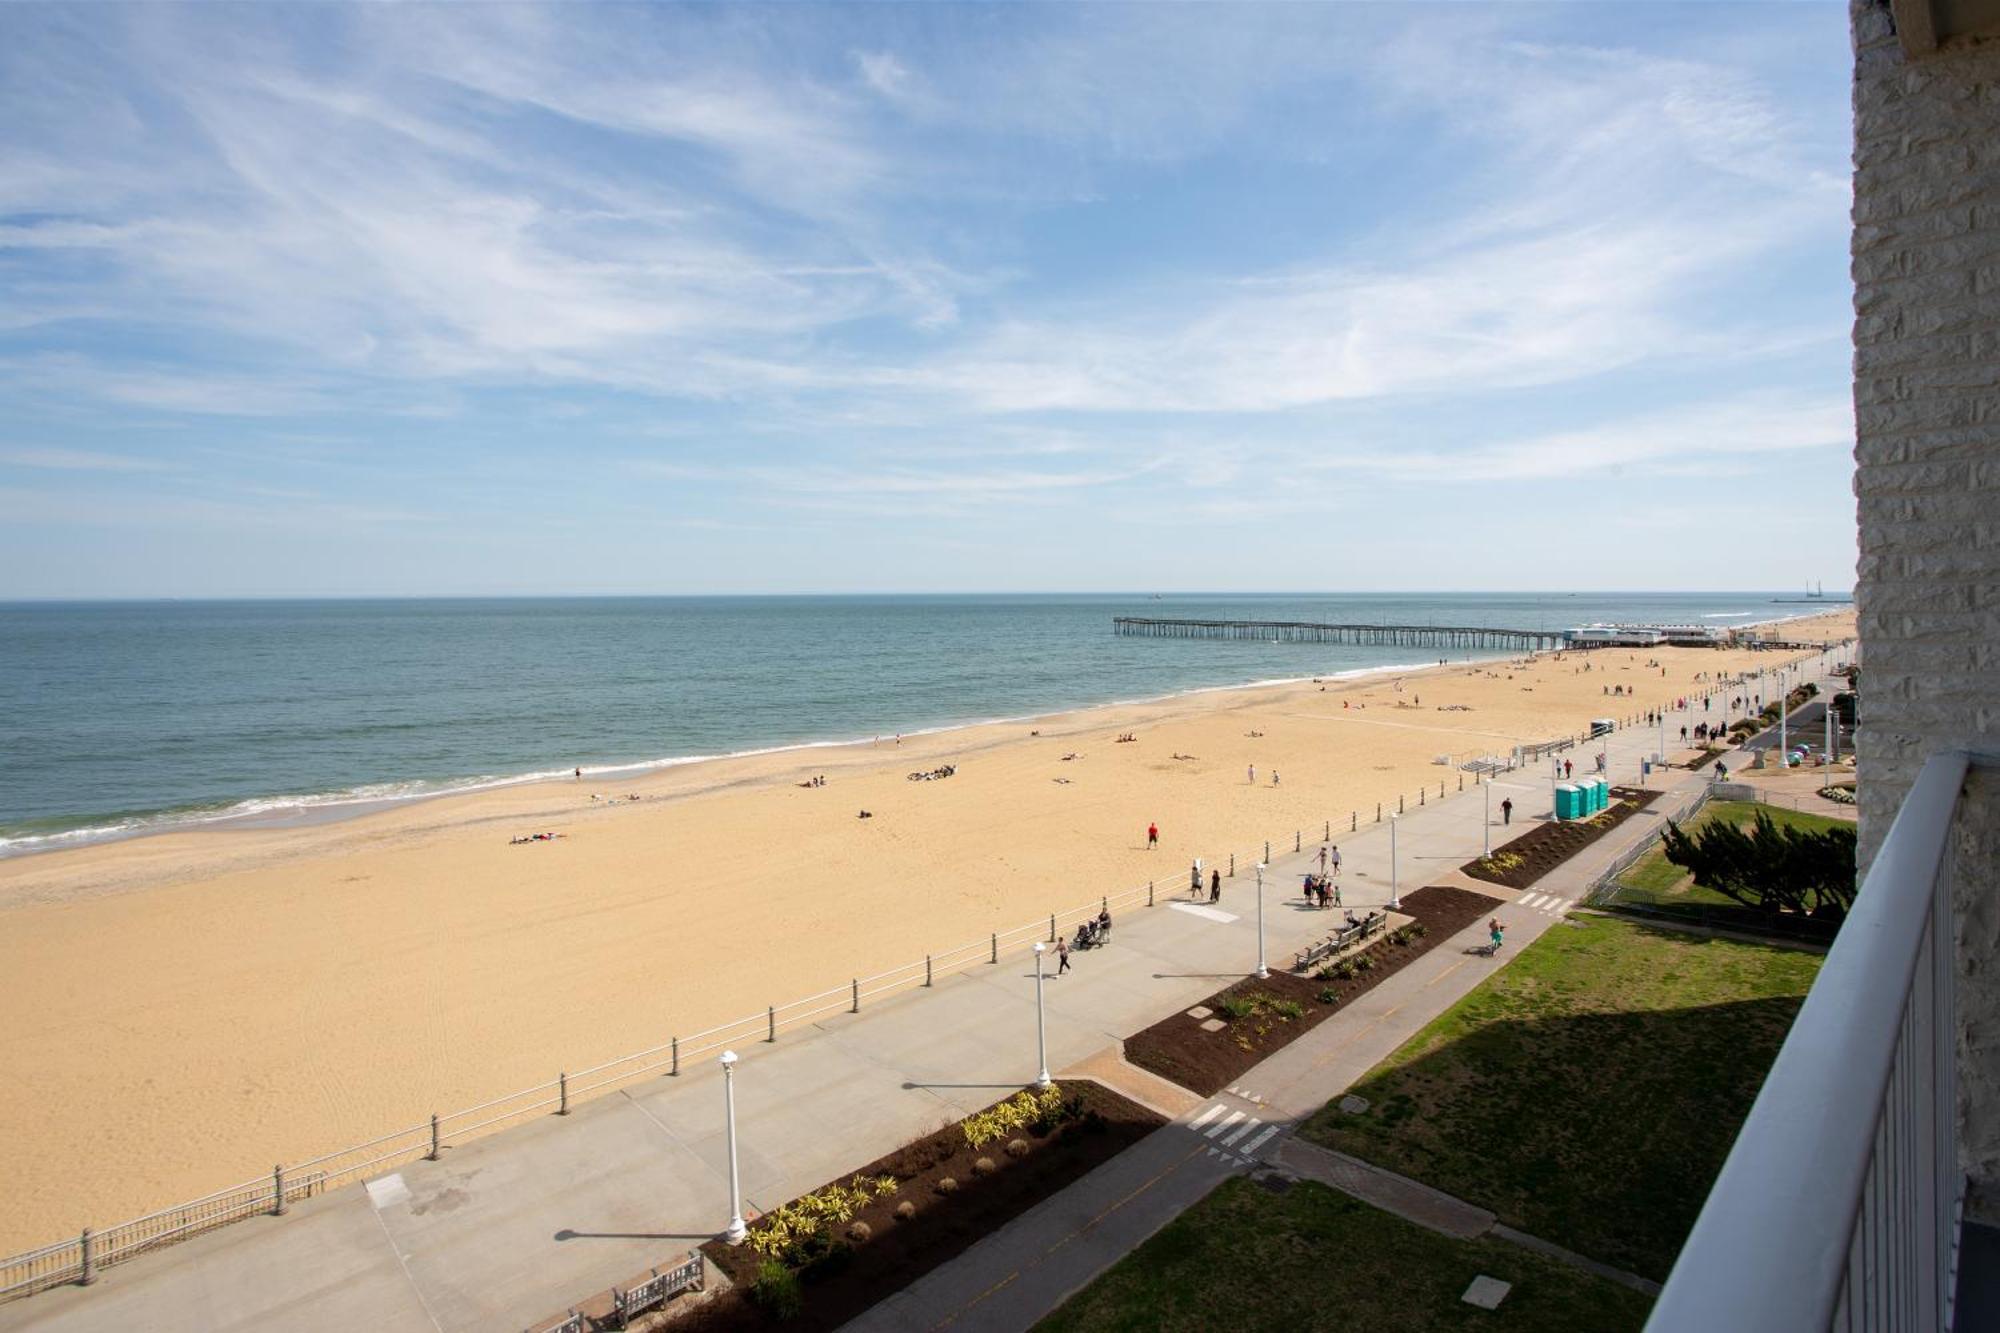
[0,592,1817,854]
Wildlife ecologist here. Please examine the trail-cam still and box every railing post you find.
[428,1113,440,1161]
[1101,895,1108,914]
[1352,810,1357,832]
[1229,853,1236,877]
[851,978,859,1013]
[767,1007,775,1042]
[1420,788,1425,806]
[1294,831,1301,853]
[991,932,998,963]
[273,1163,286,1215]
[1264,840,1271,863]
[1375,803,1381,823]
[558,1072,569,1115]
[79,1228,93,1287]
[1148,881,1154,906]
[925,955,932,987]
[672,1036,680,1074]
[1049,913,1056,941]
[1400,794,1405,813]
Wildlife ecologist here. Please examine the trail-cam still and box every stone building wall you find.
[1849,0,2000,1214]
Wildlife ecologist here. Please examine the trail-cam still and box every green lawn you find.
[1037,1177,1653,1333]
[1298,914,1820,1280]
[1615,800,1851,907]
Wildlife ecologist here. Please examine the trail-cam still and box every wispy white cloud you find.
[0,445,172,472]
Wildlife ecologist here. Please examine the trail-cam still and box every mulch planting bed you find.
[1460,787,1660,891]
[1122,885,1495,1097]
[687,1080,1161,1331]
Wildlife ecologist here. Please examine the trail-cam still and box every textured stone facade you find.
[1850,0,2000,1215]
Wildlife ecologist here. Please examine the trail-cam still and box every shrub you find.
[1316,987,1340,1006]
[963,1085,1066,1149]
[937,1176,958,1194]
[894,1200,916,1221]
[972,1156,997,1176]
[746,1175,887,1267]
[1352,953,1376,973]
[846,1221,872,1243]
[1270,998,1306,1021]
[1005,1138,1030,1158]
[749,1260,803,1320]
[1217,995,1257,1021]
[1662,810,1857,919]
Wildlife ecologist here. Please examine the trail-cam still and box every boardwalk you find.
[1112,617,1565,652]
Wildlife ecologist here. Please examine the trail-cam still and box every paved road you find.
[0,654,1848,1333]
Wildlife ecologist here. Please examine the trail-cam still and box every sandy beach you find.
[0,611,1853,1251]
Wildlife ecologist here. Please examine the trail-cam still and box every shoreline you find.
[0,655,1481,860]
[0,606,1836,861]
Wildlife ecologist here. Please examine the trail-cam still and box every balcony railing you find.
[1648,751,1971,1332]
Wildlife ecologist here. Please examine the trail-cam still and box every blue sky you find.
[0,3,1857,597]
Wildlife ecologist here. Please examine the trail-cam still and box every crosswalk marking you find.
[1206,1110,1246,1139]
[1221,1116,1261,1147]
[1186,1102,1283,1166]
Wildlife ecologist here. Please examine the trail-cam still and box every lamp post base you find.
[723,1219,748,1245]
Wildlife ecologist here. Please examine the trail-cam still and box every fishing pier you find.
[1112,617,1566,653]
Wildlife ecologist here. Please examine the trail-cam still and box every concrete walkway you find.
[843,671,1842,1333]
[0,662,1835,1333]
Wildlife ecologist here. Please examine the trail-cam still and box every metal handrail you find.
[1647,750,1969,1331]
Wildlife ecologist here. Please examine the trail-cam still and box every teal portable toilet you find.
[1555,783,1580,820]
[1590,777,1608,813]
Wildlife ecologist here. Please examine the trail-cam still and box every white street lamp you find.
[1031,942,1051,1088]
[720,1051,747,1245]
[1482,775,1491,857]
[1254,862,1269,979]
[1388,816,1401,911]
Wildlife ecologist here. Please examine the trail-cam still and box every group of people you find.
[509,831,565,844]
[1057,908,1115,969]
[797,774,829,788]
[906,764,957,782]
[1303,873,1342,910]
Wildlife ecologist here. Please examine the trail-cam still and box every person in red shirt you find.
[1147,821,1159,849]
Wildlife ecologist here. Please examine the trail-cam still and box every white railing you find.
[1648,750,1971,1332]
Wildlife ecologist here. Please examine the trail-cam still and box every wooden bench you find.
[1292,911,1389,971]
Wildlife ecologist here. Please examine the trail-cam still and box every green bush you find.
[1661,809,1857,919]
[1316,987,1340,1006]
[750,1260,803,1319]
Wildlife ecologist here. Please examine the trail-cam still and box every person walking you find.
[1209,868,1222,903]
[1488,917,1505,955]
[1500,797,1513,825]
[1247,763,1256,785]
[1318,844,1329,875]
[1272,770,1280,786]
[1056,937,1071,974]
[1329,845,1342,876]
[1147,821,1159,850]
[1189,859,1202,898]
[1332,878,1342,909]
